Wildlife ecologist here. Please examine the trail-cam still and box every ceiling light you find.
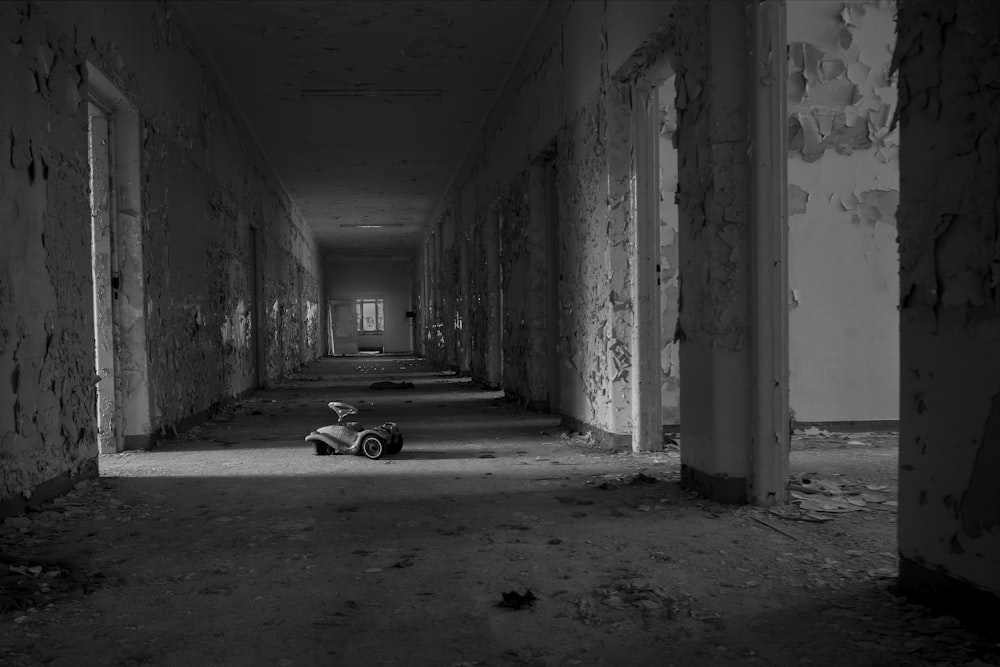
[339,223,405,229]
[301,89,442,98]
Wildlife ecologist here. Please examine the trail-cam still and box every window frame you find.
[355,297,385,335]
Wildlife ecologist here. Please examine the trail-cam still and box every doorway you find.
[87,101,118,454]
[86,63,151,452]
[331,299,358,354]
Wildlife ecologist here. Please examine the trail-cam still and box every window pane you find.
[362,302,376,331]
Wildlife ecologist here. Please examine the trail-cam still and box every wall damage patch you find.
[1,1,320,507]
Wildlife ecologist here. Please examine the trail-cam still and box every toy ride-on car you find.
[306,401,403,460]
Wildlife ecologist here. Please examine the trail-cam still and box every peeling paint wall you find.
[497,172,548,408]
[658,76,680,425]
[787,0,899,422]
[674,0,754,480]
[324,259,413,354]
[0,0,320,507]
[557,89,620,429]
[895,0,1000,598]
[417,1,679,436]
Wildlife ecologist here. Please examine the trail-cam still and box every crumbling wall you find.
[422,223,446,362]
[673,0,755,484]
[415,1,678,434]
[0,0,320,508]
[466,204,492,384]
[129,3,320,424]
[439,202,460,369]
[658,76,681,425]
[786,0,899,422]
[497,171,547,408]
[0,2,98,505]
[895,0,1000,599]
[555,94,614,429]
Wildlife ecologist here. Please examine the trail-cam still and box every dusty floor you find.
[1,356,997,666]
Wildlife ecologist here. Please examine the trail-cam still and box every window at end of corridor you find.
[356,298,384,334]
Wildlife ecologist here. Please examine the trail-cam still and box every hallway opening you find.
[86,63,152,452]
[0,355,935,665]
[87,99,116,454]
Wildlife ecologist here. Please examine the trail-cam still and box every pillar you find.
[895,0,1000,618]
[676,0,789,504]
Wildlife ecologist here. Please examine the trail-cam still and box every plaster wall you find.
[419,1,682,435]
[895,0,1000,598]
[658,76,680,425]
[0,0,320,507]
[786,0,900,422]
[324,259,414,354]
[497,172,548,409]
[675,0,753,483]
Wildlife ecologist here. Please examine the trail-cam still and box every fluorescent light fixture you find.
[302,89,442,98]
[339,223,405,229]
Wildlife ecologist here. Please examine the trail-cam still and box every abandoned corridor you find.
[4,356,990,666]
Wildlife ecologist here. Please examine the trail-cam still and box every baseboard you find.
[681,464,748,504]
[560,416,631,451]
[154,385,260,447]
[0,458,99,520]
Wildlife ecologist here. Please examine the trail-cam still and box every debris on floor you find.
[497,589,537,610]
[788,473,897,516]
[794,426,833,437]
[629,472,659,485]
[369,381,415,390]
[5,359,992,666]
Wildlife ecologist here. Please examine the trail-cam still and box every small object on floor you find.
[369,381,414,390]
[629,472,658,485]
[498,589,536,610]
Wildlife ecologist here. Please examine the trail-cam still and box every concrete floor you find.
[0,357,995,666]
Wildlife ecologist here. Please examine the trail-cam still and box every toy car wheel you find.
[387,435,404,455]
[361,435,386,460]
[311,440,332,456]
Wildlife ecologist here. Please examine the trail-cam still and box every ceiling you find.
[178,1,545,258]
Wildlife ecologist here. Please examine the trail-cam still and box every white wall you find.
[324,259,413,353]
[787,0,899,422]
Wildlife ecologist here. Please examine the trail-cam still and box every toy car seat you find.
[329,401,358,424]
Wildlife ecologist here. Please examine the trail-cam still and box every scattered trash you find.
[497,589,536,610]
[369,381,414,390]
[785,473,897,516]
[790,473,842,495]
[629,472,658,485]
[585,579,685,621]
[794,426,833,437]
